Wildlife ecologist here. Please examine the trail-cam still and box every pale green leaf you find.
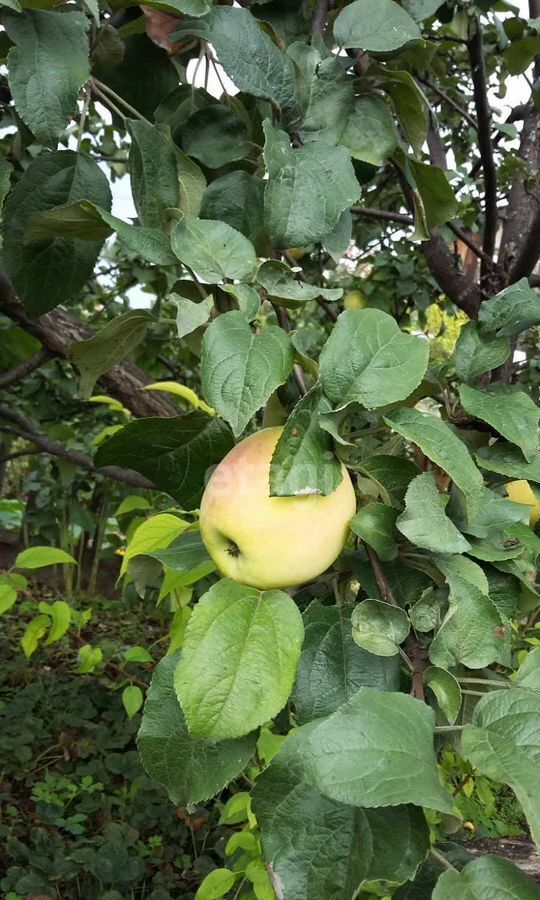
[43,600,72,645]
[5,10,89,147]
[175,579,304,740]
[122,684,144,719]
[453,321,510,382]
[174,293,214,340]
[269,384,343,497]
[341,95,398,166]
[124,646,153,663]
[432,553,489,595]
[15,546,77,569]
[384,407,484,517]
[320,309,429,410]
[0,582,17,614]
[430,577,509,670]
[171,218,258,283]
[334,0,421,51]
[478,277,540,337]
[175,146,206,218]
[396,472,470,554]
[322,209,353,262]
[424,666,461,724]
[408,159,458,230]
[195,868,236,900]
[21,614,50,658]
[201,311,294,436]
[115,496,151,516]
[459,383,539,463]
[433,855,540,900]
[221,283,261,321]
[121,513,188,576]
[476,442,540,482]
[351,598,410,656]
[256,259,342,308]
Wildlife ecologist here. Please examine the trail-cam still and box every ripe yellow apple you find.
[199,427,357,590]
[505,480,540,527]
[344,289,367,310]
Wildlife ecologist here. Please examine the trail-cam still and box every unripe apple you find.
[505,479,540,527]
[344,289,367,310]
[199,427,356,590]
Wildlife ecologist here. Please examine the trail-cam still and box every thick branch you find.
[0,348,53,389]
[508,205,540,283]
[0,404,155,489]
[421,232,484,317]
[0,273,178,418]
[312,0,329,35]
[468,21,498,270]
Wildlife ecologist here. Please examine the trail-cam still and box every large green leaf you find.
[351,599,410,656]
[462,688,540,847]
[289,47,354,146]
[408,159,458,230]
[349,503,399,561]
[138,653,256,805]
[171,218,257,283]
[334,0,421,51]
[127,120,180,230]
[429,577,509,670]
[94,34,177,120]
[95,413,234,510]
[263,120,360,247]
[4,10,89,148]
[201,311,294,436]
[376,68,428,156]
[432,855,540,900]
[476,442,540,483]
[459,384,539,463]
[200,171,265,243]
[256,260,342,308]
[355,455,421,509]
[175,147,206,219]
[70,311,155,400]
[2,152,111,316]
[269,384,342,497]
[15,546,77,569]
[288,687,455,813]
[478,277,540,337]
[319,309,429,410]
[341,95,398,166]
[174,6,297,109]
[396,472,470,554]
[384,408,484,517]
[453,322,510,382]
[292,601,400,724]
[175,579,304,740]
[180,104,251,169]
[174,294,214,340]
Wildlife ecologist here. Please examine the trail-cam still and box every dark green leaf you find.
[433,855,540,900]
[95,412,234,509]
[127,120,180,230]
[349,503,399,560]
[201,311,294,436]
[138,653,256,805]
[171,218,257,283]
[408,159,458,230]
[334,0,421,50]
[94,34,177,120]
[269,384,343,497]
[145,530,215,582]
[377,68,428,155]
[453,321,510,382]
[476,442,540,482]
[290,47,354,146]
[292,601,401,724]
[5,10,89,148]
[351,598,410,656]
[478,277,540,337]
[430,576,509,670]
[397,472,471,554]
[2,151,111,316]
[320,309,429,409]
[424,666,461,724]
[200,171,265,243]
[355,454,421,508]
[256,259,342,308]
[181,104,251,169]
[459,383,539,463]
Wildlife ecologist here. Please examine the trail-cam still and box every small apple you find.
[344,289,367,310]
[286,247,307,261]
[505,479,540,527]
[199,427,356,590]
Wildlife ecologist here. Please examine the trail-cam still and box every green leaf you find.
[122,685,144,719]
[478,277,540,337]
[351,598,410,656]
[466,533,526,562]
[15,546,77,569]
[219,791,251,825]
[455,487,529,539]
[174,294,214,340]
[409,588,445,633]
[287,687,455,813]
[175,579,304,740]
[0,154,13,220]
[453,321,510,382]
[430,577,509,670]
[376,68,428,155]
[200,171,265,243]
[269,384,343,497]
[43,600,71,645]
[459,384,539,463]
[2,152,112,316]
[195,869,236,900]
[0,581,17,615]
[95,413,235,509]
[145,530,215,583]
[334,0,421,51]
[349,503,399,561]
[433,855,540,900]
[397,472,470,554]
[462,688,540,847]
[146,0,211,13]
[263,120,360,247]
[341,95,398,166]
[514,646,540,691]
[256,260,342,308]
[181,104,251,169]
[5,10,89,147]
[320,309,429,410]
[476,442,540,482]
[138,653,256,805]
[174,6,297,109]
[201,311,294,436]
[175,146,206,219]
[365,806,430,884]
[76,643,103,673]
[408,159,458,230]
[124,645,153,663]
[171,218,257,283]
[127,120,180,230]
[94,33,177,121]
[115,496,151,516]
[222,283,261,321]
[403,0,444,21]
[384,407,484,517]
[322,209,353,262]
[21,614,50,658]
[120,513,188,576]
[424,667,461,724]
[432,553,489,595]
[70,311,155,400]
[355,454,421,509]
[290,47,354,147]
[292,601,401,724]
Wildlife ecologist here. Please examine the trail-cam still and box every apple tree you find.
[1,0,540,896]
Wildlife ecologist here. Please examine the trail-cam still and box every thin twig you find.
[271,303,308,396]
[91,83,125,121]
[0,347,52,388]
[417,75,478,130]
[446,221,501,272]
[77,85,92,153]
[92,78,148,123]
[351,206,413,226]
[430,848,459,872]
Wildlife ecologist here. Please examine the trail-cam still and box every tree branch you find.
[312,0,330,35]
[508,205,540,283]
[0,347,53,389]
[0,404,155,489]
[351,205,413,226]
[421,232,484,317]
[468,20,498,271]
[417,75,478,131]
